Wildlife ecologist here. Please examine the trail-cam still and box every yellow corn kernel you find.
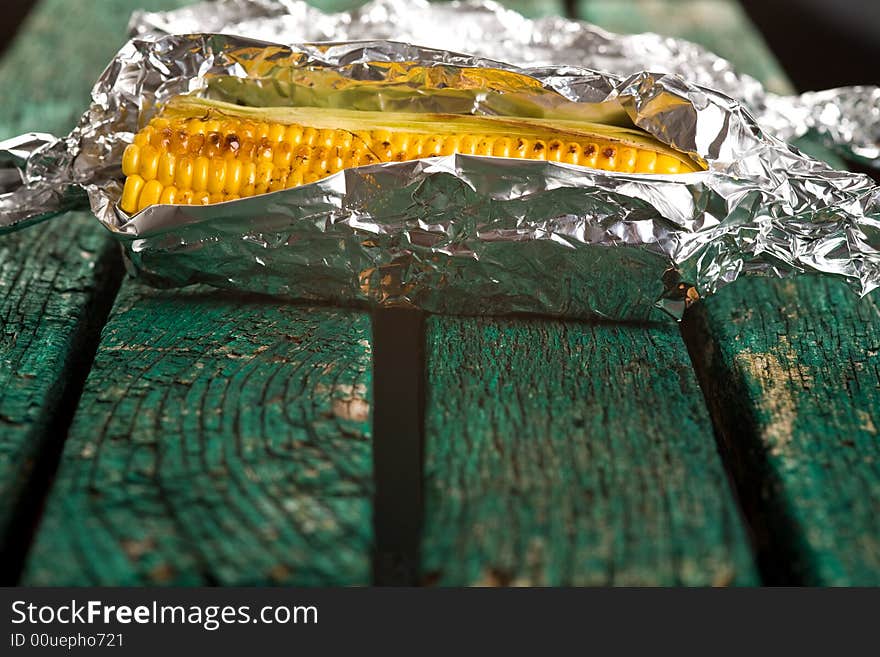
[224,159,243,195]
[656,154,683,174]
[192,156,210,192]
[617,147,638,173]
[120,174,145,214]
[159,185,177,205]
[122,144,140,177]
[175,156,194,190]
[491,137,512,158]
[157,152,176,186]
[159,185,178,205]
[635,150,657,173]
[207,158,227,194]
[137,179,163,212]
[138,144,160,180]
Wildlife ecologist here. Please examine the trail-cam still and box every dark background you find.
[0,0,877,90]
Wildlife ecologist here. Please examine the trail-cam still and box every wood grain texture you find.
[0,0,202,562]
[23,285,373,586]
[422,317,758,585]
[688,278,880,585]
[584,0,880,583]
[0,215,119,573]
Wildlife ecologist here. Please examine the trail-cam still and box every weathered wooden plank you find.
[687,279,880,584]
[23,285,373,586]
[0,0,197,577]
[0,215,120,580]
[579,0,880,584]
[422,317,758,585]
[418,0,759,587]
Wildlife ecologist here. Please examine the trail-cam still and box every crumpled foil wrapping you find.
[0,0,878,321]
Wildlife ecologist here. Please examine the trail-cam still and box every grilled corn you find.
[120,94,703,214]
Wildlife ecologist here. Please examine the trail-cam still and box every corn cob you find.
[119,95,703,214]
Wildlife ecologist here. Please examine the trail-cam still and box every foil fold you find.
[0,0,877,321]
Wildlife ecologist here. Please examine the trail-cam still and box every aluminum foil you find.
[0,0,878,322]
[129,0,880,171]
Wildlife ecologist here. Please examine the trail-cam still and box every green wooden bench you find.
[0,0,877,586]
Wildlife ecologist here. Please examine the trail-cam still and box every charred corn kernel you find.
[512,138,530,158]
[598,146,616,170]
[254,161,273,194]
[274,142,294,168]
[547,140,565,162]
[268,168,289,192]
[491,137,512,158]
[476,137,494,157]
[582,144,599,168]
[288,170,304,188]
[120,174,145,214]
[563,142,581,165]
[138,179,163,212]
[119,94,702,212]
[530,140,547,161]
[153,127,172,150]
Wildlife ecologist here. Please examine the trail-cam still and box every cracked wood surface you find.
[688,279,880,584]
[23,286,373,585]
[580,0,880,583]
[0,0,204,564]
[421,317,759,585]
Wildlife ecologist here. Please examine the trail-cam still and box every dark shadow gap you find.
[0,244,125,585]
[370,307,426,586]
[0,0,36,58]
[680,304,806,586]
